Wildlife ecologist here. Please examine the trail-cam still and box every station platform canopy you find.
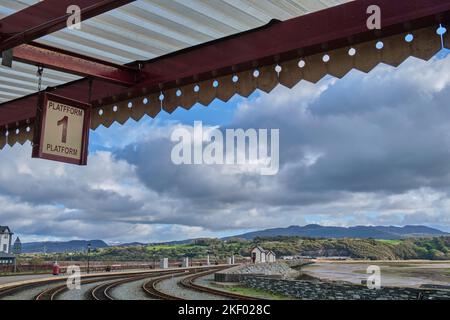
[0,0,450,150]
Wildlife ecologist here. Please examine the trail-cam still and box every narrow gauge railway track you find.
[0,278,66,300]
[1,266,253,301]
[90,270,183,301]
[142,270,191,300]
[1,272,152,300]
[0,269,201,300]
[180,269,261,300]
[143,266,258,300]
[90,277,131,300]
[35,274,138,300]
[35,270,187,300]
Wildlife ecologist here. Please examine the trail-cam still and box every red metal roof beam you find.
[1,0,450,129]
[130,0,450,94]
[13,43,141,86]
[0,0,136,52]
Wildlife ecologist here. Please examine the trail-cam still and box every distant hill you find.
[116,242,147,247]
[153,238,214,246]
[224,225,449,240]
[21,240,108,253]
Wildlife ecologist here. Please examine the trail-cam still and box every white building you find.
[250,246,277,263]
[0,226,13,254]
[266,250,276,263]
[250,246,266,263]
[160,258,169,269]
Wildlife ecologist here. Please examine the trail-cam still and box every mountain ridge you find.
[224,224,448,240]
[21,240,108,253]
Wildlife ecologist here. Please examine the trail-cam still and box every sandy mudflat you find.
[302,260,450,288]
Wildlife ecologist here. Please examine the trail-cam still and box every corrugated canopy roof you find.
[1,0,449,153]
[0,0,350,103]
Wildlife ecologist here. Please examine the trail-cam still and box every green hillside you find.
[25,236,450,262]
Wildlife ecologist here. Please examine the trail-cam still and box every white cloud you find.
[2,55,450,242]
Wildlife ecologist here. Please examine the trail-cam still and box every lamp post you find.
[87,242,91,274]
[206,250,211,266]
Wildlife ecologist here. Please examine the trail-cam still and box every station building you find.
[0,226,15,266]
[0,226,13,254]
[250,246,276,263]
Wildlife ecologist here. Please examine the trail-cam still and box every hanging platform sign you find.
[32,93,91,165]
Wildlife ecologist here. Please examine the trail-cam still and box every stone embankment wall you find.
[240,276,450,300]
[214,262,299,282]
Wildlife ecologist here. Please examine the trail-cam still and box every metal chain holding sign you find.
[37,65,44,92]
[32,66,45,148]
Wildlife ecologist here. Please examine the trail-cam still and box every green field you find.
[377,239,403,245]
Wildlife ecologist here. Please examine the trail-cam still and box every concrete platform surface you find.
[0,274,56,286]
[0,264,232,290]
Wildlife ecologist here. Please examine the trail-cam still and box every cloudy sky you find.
[2,50,450,243]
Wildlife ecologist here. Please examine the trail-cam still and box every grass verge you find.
[224,286,296,300]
